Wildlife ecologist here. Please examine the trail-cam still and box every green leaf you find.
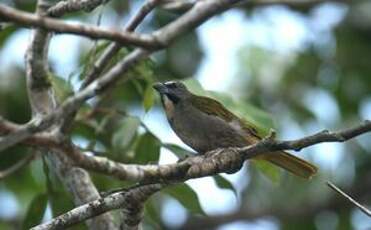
[163,143,193,159]
[183,78,206,95]
[134,132,161,164]
[253,160,281,184]
[0,25,17,48]
[163,184,204,215]
[22,193,48,230]
[143,84,155,112]
[144,198,163,228]
[111,116,141,154]
[213,175,237,196]
[133,58,156,82]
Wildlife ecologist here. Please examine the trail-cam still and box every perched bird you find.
[153,81,317,179]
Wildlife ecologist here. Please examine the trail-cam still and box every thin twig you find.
[327,181,371,217]
[24,0,117,228]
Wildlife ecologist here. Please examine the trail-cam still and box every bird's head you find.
[153,81,191,104]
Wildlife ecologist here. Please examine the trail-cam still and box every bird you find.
[153,81,317,179]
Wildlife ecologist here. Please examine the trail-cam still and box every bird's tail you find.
[260,151,318,179]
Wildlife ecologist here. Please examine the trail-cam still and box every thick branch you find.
[47,0,110,17]
[0,116,56,153]
[12,121,370,229]
[0,4,159,49]
[2,119,370,184]
[68,120,371,182]
[161,0,346,12]
[24,1,117,229]
[63,0,160,133]
[0,0,242,150]
[31,183,164,230]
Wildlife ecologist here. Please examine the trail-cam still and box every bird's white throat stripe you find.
[163,95,174,118]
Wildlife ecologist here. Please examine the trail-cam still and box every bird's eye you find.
[165,82,177,88]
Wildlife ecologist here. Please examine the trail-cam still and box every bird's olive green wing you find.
[189,95,261,139]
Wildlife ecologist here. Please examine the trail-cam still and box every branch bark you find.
[180,173,371,229]
[0,0,244,151]
[31,183,165,230]
[24,1,117,229]
[1,118,370,184]
[0,0,363,228]
[47,0,110,17]
[161,0,346,12]
[0,4,158,48]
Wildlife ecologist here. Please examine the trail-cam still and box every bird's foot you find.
[204,148,224,158]
[177,154,190,163]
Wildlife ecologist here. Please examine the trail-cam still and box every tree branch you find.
[0,116,56,153]
[47,0,110,17]
[61,0,160,134]
[0,4,159,49]
[80,0,160,89]
[180,174,371,229]
[22,121,371,229]
[67,120,371,183]
[161,0,346,12]
[31,183,165,230]
[0,0,243,151]
[2,118,370,184]
[327,181,371,217]
[23,0,117,229]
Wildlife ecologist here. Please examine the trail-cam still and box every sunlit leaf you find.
[133,58,156,82]
[111,116,141,154]
[50,74,74,103]
[143,84,155,112]
[22,193,48,230]
[144,198,163,228]
[0,25,17,48]
[213,175,237,196]
[183,78,206,95]
[163,184,204,215]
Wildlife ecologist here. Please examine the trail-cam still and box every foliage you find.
[0,1,370,229]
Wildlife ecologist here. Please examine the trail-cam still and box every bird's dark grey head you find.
[153,81,191,103]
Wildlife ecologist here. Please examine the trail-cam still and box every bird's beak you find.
[153,82,168,94]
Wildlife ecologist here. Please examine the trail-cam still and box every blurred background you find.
[0,0,371,229]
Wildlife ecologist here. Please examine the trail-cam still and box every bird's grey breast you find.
[169,102,247,153]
